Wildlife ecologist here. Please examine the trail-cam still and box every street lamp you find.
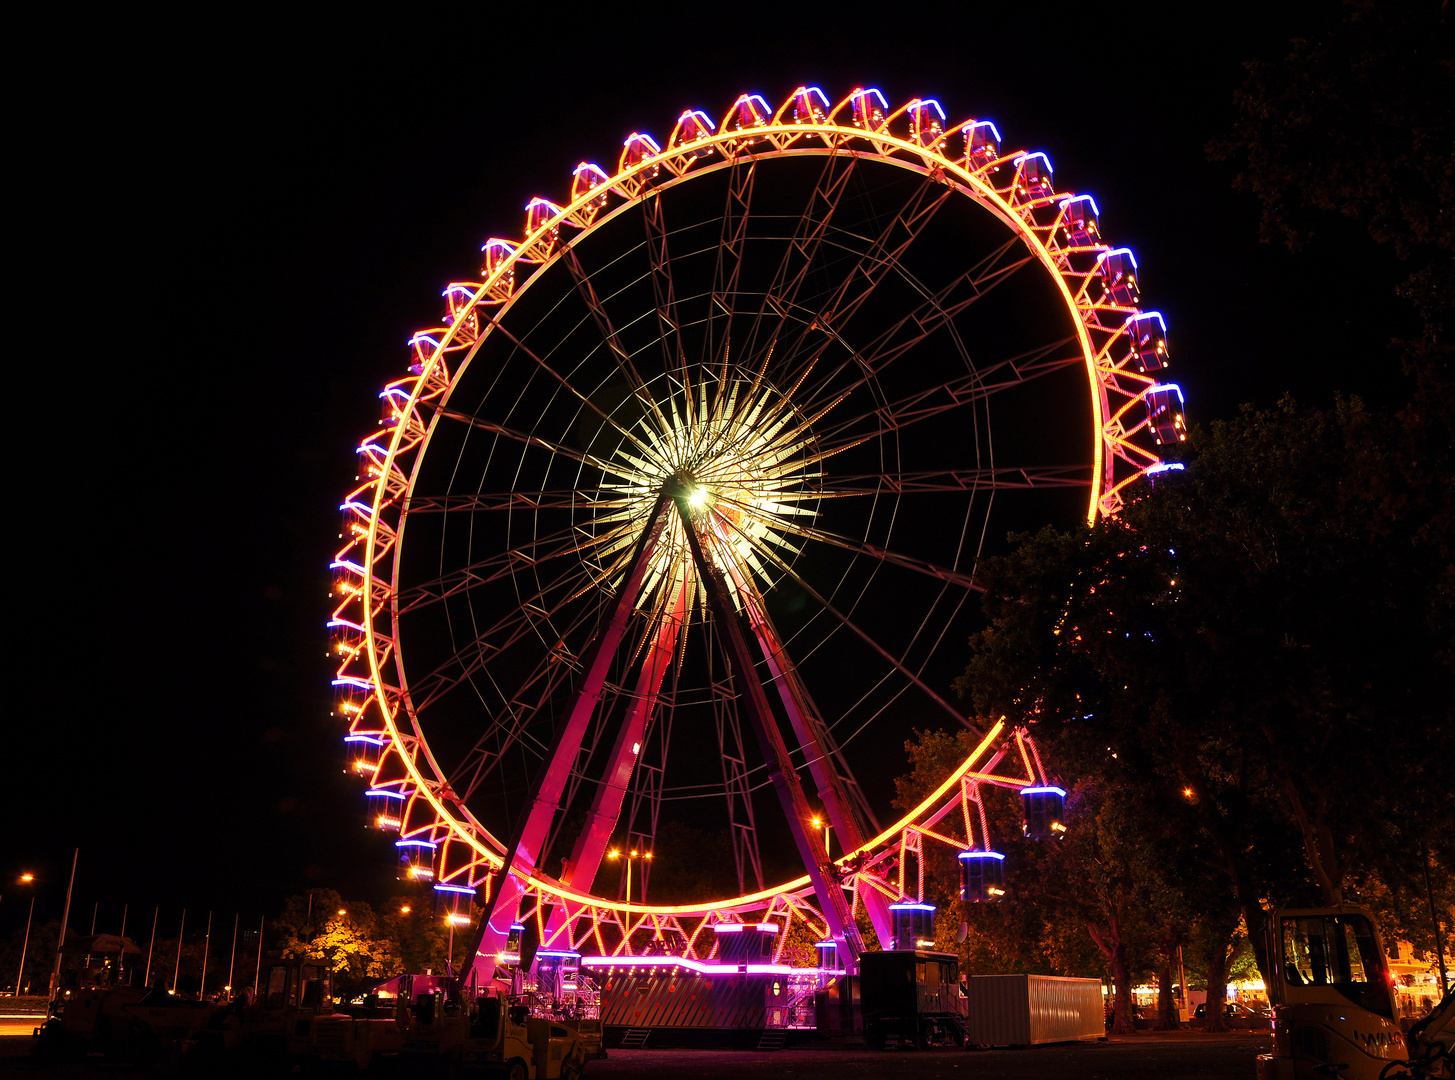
[14,874,36,996]
[812,817,831,857]
[607,848,655,905]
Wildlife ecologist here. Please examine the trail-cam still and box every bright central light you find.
[591,371,827,616]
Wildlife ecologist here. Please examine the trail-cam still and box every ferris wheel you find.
[330,86,1184,978]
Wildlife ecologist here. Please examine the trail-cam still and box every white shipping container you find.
[962,974,1104,1046]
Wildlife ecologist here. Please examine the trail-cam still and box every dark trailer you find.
[858,949,967,1049]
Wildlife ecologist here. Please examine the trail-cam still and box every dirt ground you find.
[0,1030,1269,1078]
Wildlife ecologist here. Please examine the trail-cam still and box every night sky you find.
[10,3,1414,944]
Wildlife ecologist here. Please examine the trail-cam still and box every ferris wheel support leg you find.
[728,564,897,951]
[540,579,688,951]
[462,493,672,986]
[674,486,867,973]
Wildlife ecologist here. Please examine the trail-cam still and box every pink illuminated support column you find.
[675,487,867,972]
[541,577,688,948]
[728,562,896,951]
[463,493,670,984]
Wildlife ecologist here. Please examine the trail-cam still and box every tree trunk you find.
[1155,952,1178,1030]
[1242,901,1275,996]
[1263,727,1343,905]
[1087,920,1136,1035]
[1204,925,1233,1034]
[1111,939,1136,1035]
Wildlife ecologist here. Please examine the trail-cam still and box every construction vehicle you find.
[35,950,335,1065]
[198,957,336,1061]
[1256,907,1453,1079]
[311,971,591,1077]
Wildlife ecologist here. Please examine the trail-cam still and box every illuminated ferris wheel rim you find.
[337,86,1178,927]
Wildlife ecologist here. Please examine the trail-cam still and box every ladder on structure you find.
[946,1011,971,1047]
[757,1029,789,1051]
[619,1029,651,1049]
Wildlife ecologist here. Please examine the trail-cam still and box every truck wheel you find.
[505,1057,529,1080]
[865,1022,886,1051]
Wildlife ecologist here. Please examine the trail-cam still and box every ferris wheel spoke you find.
[718,511,980,734]
[848,237,1033,376]
[734,152,861,391]
[641,192,694,412]
[404,490,632,514]
[560,243,674,439]
[702,616,766,893]
[707,158,757,386]
[806,340,1082,455]
[556,579,687,896]
[395,523,600,616]
[450,655,584,802]
[739,512,979,590]
[780,238,1040,417]
[431,405,642,486]
[784,173,954,372]
[726,558,882,842]
[800,465,1091,497]
[490,321,671,467]
[407,567,604,713]
[453,631,636,807]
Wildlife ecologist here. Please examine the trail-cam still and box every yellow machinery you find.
[1257,907,1452,1079]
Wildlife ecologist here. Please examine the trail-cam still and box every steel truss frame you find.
[330,86,1179,981]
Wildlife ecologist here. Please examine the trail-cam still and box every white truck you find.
[1256,907,1452,1079]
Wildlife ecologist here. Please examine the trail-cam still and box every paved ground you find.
[0,1030,1269,1078]
[590,1034,1269,1079]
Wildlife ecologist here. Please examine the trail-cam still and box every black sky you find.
[9,2,1415,943]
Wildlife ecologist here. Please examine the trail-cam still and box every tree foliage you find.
[267,888,461,998]
[1209,0,1454,325]
[954,398,1453,986]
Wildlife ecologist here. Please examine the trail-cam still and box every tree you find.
[1210,0,1454,327]
[892,730,1188,1033]
[957,399,1452,987]
[1211,0,1455,614]
[268,889,460,998]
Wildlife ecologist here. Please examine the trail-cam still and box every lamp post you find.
[253,915,264,995]
[607,848,655,905]
[199,911,213,1001]
[172,910,186,995]
[47,849,78,1000]
[14,873,36,996]
[227,914,239,999]
[812,816,831,857]
[144,908,158,986]
[445,910,470,968]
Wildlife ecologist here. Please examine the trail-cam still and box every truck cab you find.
[463,995,586,1079]
[1256,908,1419,1079]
